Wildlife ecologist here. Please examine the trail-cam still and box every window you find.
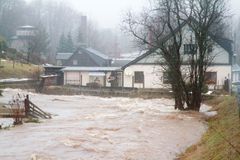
[205,72,217,84]
[134,71,144,83]
[184,44,196,54]
[163,72,170,84]
[207,45,213,53]
[73,60,78,65]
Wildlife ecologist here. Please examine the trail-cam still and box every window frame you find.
[134,71,144,83]
[73,59,78,65]
[205,72,217,84]
[184,44,197,55]
[162,72,170,84]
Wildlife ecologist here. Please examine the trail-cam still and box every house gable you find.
[123,22,232,69]
[63,47,111,67]
[64,51,99,66]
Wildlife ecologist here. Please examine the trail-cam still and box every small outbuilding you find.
[61,67,123,87]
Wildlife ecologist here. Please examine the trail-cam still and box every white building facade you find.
[122,24,232,89]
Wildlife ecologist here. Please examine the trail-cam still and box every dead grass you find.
[178,96,240,160]
[0,59,41,79]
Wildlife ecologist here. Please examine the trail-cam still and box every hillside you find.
[179,96,240,160]
[0,59,41,79]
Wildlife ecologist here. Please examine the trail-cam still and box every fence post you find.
[237,86,240,119]
[24,95,30,116]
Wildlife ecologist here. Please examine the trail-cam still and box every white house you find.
[60,21,232,90]
[10,25,37,53]
[121,23,233,89]
[61,67,123,87]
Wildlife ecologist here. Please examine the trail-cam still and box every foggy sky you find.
[27,0,240,28]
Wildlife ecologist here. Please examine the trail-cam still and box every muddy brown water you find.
[0,89,208,160]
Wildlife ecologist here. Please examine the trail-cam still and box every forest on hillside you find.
[0,0,135,64]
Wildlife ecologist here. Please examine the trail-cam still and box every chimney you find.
[79,16,88,48]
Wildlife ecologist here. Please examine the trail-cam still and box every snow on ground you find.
[0,89,209,160]
[0,78,31,83]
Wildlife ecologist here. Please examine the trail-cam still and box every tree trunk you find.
[172,83,185,110]
[188,89,201,111]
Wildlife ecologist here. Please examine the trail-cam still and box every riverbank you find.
[178,96,240,160]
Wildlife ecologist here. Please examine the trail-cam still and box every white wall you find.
[207,65,231,87]
[124,24,232,89]
[105,72,112,87]
[64,71,81,85]
[64,71,113,87]
[124,65,168,88]
[136,25,230,65]
[123,64,231,89]
[81,72,89,86]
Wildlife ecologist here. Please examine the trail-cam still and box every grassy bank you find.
[0,59,41,79]
[179,96,240,160]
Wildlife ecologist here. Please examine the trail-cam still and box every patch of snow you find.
[0,78,32,83]
[0,118,13,128]
[200,103,217,117]
[204,111,218,117]
[205,91,213,95]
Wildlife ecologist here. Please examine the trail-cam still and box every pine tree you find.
[0,35,7,53]
[57,34,67,52]
[57,33,74,53]
[66,32,74,52]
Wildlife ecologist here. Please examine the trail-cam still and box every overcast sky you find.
[67,0,240,28]
[28,0,240,29]
[65,0,147,29]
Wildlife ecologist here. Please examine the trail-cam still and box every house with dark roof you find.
[53,47,128,87]
[56,47,112,67]
[56,53,73,66]
[121,22,233,89]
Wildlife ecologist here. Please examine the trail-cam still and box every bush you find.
[86,82,102,88]
[202,84,209,93]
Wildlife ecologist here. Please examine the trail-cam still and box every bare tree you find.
[124,0,227,111]
[26,24,49,64]
[184,0,228,110]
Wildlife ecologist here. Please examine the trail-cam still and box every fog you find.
[1,0,240,64]
[26,0,240,28]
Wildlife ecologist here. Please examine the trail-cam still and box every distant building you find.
[51,47,131,87]
[56,47,112,67]
[10,25,37,53]
[56,53,73,66]
[61,67,123,87]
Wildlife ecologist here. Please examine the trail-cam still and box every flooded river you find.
[0,89,208,160]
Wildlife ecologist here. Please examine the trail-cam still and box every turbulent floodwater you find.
[0,89,208,160]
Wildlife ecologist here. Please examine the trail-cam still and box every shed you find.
[61,67,123,87]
